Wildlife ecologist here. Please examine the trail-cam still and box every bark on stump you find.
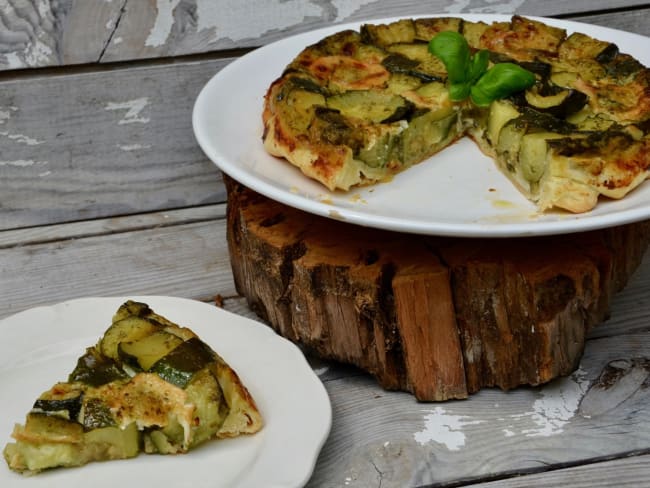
[225,176,650,401]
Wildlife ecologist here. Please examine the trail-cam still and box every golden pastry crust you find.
[3,301,263,474]
[262,15,650,213]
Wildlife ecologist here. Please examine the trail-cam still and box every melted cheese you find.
[263,16,650,213]
[87,373,194,448]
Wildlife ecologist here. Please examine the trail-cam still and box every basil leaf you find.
[467,49,489,84]
[428,31,470,84]
[429,32,535,106]
[449,83,471,101]
[470,63,536,107]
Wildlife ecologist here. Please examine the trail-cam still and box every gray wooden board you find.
[571,8,650,38]
[304,253,650,487]
[307,333,650,487]
[0,1,648,70]
[1,2,650,486]
[469,454,650,487]
[1,208,649,486]
[0,58,229,230]
[2,8,650,232]
[0,216,237,319]
[0,204,225,248]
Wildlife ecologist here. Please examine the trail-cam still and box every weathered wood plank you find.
[571,8,650,38]
[1,208,649,486]
[467,454,650,487]
[223,242,650,486]
[2,8,649,232]
[0,216,236,319]
[0,1,647,71]
[0,0,125,69]
[588,259,650,339]
[57,0,129,66]
[0,58,228,231]
[306,330,650,487]
[0,204,225,247]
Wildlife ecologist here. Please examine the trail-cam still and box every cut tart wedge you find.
[3,300,263,474]
[262,15,650,213]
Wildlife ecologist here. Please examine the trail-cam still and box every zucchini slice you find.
[118,330,184,371]
[327,89,412,123]
[3,300,263,474]
[150,337,215,388]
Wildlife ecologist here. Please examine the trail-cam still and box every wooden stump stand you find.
[225,175,650,401]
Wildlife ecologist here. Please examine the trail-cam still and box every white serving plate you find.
[193,14,650,237]
[0,296,331,488]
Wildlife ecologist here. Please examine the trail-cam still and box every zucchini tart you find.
[3,301,263,474]
[262,15,650,213]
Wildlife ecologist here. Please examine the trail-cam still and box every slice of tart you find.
[262,15,650,213]
[3,300,263,474]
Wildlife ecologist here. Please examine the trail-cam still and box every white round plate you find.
[193,14,650,238]
[0,297,331,488]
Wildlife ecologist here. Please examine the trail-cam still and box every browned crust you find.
[262,15,650,212]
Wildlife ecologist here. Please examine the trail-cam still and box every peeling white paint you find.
[0,159,48,167]
[146,0,182,47]
[10,133,45,145]
[37,0,51,18]
[409,370,591,449]
[501,369,590,439]
[118,143,152,151]
[521,369,590,437]
[195,0,323,43]
[0,131,45,145]
[0,0,54,68]
[24,38,54,67]
[445,0,527,13]
[0,112,12,125]
[3,53,23,70]
[330,0,375,20]
[105,98,151,125]
[486,0,527,14]
[414,406,484,450]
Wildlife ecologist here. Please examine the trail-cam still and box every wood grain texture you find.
[0,204,225,248]
[226,180,650,401]
[306,330,650,487]
[571,8,650,38]
[0,58,228,231]
[0,0,125,69]
[2,3,650,485]
[1,207,649,487]
[0,212,236,320]
[2,9,648,232]
[469,454,650,487]
[0,1,648,70]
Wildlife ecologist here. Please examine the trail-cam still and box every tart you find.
[262,15,650,213]
[3,300,263,474]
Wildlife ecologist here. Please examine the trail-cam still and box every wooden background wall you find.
[2,4,650,486]
[1,1,649,71]
[2,0,649,233]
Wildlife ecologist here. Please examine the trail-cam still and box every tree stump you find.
[225,175,650,401]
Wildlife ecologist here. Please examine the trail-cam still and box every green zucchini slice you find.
[3,300,263,474]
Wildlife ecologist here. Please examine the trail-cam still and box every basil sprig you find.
[470,63,536,106]
[428,31,535,106]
